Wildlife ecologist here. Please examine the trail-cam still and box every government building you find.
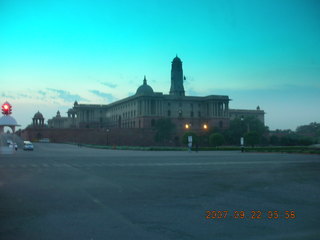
[25,56,264,146]
[46,56,264,132]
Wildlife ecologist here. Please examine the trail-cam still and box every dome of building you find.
[172,55,182,63]
[136,76,154,95]
[67,108,76,113]
[0,115,18,126]
[33,111,44,119]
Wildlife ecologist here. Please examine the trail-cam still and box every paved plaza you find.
[0,143,319,239]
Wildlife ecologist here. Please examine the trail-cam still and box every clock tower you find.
[170,55,185,96]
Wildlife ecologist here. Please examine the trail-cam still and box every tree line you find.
[153,117,319,147]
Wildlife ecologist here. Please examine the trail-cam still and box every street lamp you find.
[240,116,250,151]
[240,117,244,152]
[185,123,190,130]
[106,129,110,145]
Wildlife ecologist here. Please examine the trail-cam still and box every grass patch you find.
[243,146,320,154]
[64,142,320,154]
[77,144,188,151]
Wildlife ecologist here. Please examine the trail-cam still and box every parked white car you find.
[23,141,34,151]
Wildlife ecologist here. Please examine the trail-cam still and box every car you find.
[23,141,34,151]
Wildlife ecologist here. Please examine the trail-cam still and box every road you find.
[0,143,320,240]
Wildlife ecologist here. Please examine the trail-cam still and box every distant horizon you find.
[1,81,318,132]
[1,0,319,130]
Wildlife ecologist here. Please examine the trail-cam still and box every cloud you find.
[38,90,46,96]
[89,90,117,102]
[46,88,87,102]
[1,92,15,99]
[1,92,31,100]
[100,82,117,88]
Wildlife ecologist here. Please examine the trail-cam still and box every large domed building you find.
[136,76,154,96]
[46,56,264,131]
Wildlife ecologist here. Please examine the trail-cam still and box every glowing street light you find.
[185,123,190,129]
[203,123,208,130]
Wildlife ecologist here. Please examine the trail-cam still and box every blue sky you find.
[0,0,319,130]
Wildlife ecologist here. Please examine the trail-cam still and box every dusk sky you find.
[0,0,319,130]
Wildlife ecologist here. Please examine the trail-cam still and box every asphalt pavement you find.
[0,143,319,240]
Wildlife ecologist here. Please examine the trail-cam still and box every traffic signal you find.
[1,102,12,115]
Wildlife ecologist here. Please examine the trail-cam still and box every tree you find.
[224,116,268,145]
[296,122,320,133]
[153,119,176,143]
[296,122,320,139]
[209,133,225,147]
[223,118,247,144]
[269,135,280,145]
[245,131,259,147]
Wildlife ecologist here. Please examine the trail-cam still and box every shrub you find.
[209,133,225,146]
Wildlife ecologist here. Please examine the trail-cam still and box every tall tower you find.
[170,55,185,96]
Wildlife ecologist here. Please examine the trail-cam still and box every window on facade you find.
[151,100,156,114]
[198,111,201,117]
[190,111,194,117]
[179,110,182,118]
[168,110,171,117]
[118,116,121,128]
[219,120,223,128]
[168,102,171,107]
[151,119,155,127]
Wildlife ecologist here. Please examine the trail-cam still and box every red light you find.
[2,102,12,115]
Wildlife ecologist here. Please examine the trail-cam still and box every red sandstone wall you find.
[21,128,177,146]
[21,118,229,146]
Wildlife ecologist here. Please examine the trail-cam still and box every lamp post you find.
[184,123,192,151]
[240,117,245,152]
[106,129,110,145]
[240,117,250,152]
[200,123,208,150]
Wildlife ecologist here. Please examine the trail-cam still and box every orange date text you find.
[205,210,296,219]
